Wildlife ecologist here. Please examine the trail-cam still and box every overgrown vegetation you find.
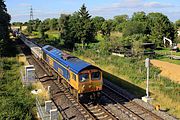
[0,58,35,119]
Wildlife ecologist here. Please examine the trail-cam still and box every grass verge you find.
[0,57,35,119]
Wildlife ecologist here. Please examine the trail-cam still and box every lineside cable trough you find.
[31,91,59,120]
[20,65,59,120]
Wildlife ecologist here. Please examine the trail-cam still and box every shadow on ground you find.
[103,70,146,99]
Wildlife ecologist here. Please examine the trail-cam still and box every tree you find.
[132,11,146,22]
[147,12,176,46]
[32,18,41,31]
[175,19,180,28]
[59,4,95,49]
[59,13,76,49]
[122,21,147,37]
[27,21,33,33]
[113,14,129,32]
[0,0,11,56]
[91,16,105,34]
[50,18,58,31]
[131,11,150,34]
[42,18,51,31]
[78,4,95,49]
[101,20,112,40]
[38,22,45,38]
[132,40,143,57]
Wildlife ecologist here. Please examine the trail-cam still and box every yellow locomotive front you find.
[78,68,103,100]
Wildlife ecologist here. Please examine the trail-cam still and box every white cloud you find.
[90,0,175,17]
[144,2,173,8]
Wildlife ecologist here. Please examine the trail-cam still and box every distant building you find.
[178,29,180,36]
[11,26,27,31]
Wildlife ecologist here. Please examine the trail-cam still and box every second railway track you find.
[102,83,164,120]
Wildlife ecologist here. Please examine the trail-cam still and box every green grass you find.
[32,31,40,38]
[45,30,59,39]
[155,48,180,65]
[0,57,35,119]
[95,33,104,42]
[155,48,180,56]
[156,55,180,65]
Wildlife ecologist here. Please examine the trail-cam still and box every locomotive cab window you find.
[72,73,76,81]
[91,71,101,80]
[46,46,53,51]
[79,73,89,82]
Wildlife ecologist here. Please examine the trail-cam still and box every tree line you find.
[15,4,179,50]
[0,0,11,56]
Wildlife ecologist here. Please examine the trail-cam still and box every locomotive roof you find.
[42,45,98,74]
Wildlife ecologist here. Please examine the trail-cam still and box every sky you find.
[5,0,180,23]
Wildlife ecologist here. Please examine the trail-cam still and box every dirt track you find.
[151,60,180,83]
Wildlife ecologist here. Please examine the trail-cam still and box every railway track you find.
[19,38,167,120]
[23,45,117,119]
[102,83,164,120]
[28,54,95,120]
[81,101,117,120]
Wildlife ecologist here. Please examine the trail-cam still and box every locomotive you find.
[17,32,103,101]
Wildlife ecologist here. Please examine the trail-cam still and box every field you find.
[151,60,180,83]
[155,48,180,65]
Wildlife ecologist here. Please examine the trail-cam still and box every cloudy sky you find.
[6,0,180,22]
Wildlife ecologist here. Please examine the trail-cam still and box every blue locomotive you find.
[42,45,103,100]
[16,31,103,101]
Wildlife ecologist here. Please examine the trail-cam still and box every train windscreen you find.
[91,71,101,80]
[79,73,89,82]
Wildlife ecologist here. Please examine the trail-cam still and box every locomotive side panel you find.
[42,51,79,91]
[69,71,78,91]
[53,59,70,80]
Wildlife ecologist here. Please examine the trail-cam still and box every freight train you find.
[16,32,103,101]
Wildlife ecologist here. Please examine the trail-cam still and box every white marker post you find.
[142,58,151,102]
[145,58,150,98]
